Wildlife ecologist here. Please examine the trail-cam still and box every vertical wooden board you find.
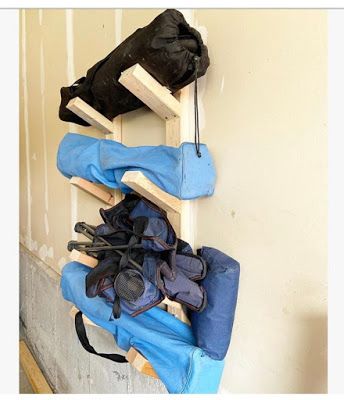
[176,75,195,246]
[109,116,123,205]
[165,117,181,147]
[88,327,130,393]
[166,212,181,236]
[164,92,182,237]
[164,86,188,321]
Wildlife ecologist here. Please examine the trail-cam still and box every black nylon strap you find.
[112,294,122,319]
[75,311,127,363]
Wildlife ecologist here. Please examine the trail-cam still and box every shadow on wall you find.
[295,313,327,394]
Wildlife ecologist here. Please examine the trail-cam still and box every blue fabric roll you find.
[57,133,216,200]
[61,261,225,394]
[191,247,240,360]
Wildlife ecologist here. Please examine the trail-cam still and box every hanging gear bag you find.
[59,9,210,126]
[57,133,216,200]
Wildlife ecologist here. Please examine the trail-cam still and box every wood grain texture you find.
[164,87,189,323]
[70,177,115,206]
[106,116,124,206]
[119,64,181,120]
[165,117,181,147]
[67,97,117,134]
[126,347,159,379]
[19,340,53,394]
[121,171,181,215]
[69,249,98,268]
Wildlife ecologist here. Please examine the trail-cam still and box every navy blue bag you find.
[78,194,207,316]
[190,247,240,360]
[57,133,216,200]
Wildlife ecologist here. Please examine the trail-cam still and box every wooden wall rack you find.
[58,63,193,380]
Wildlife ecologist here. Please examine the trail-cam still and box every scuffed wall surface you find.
[20,245,166,393]
[20,9,327,394]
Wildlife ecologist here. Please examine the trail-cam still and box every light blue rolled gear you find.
[57,133,216,200]
[61,262,225,394]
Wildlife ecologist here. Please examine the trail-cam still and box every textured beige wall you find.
[19,9,166,273]
[20,9,327,393]
[193,9,327,393]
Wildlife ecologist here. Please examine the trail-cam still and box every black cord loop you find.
[193,56,202,158]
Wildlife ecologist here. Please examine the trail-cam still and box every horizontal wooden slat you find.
[67,97,116,134]
[119,64,181,120]
[126,347,159,379]
[70,177,115,206]
[121,171,181,214]
[69,249,98,268]
[19,340,53,394]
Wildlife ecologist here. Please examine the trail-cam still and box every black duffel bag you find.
[59,9,210,126]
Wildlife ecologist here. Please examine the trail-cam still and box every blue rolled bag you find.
[61,262,225,394]
[57,132,216,200]
[60,246,240,393]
